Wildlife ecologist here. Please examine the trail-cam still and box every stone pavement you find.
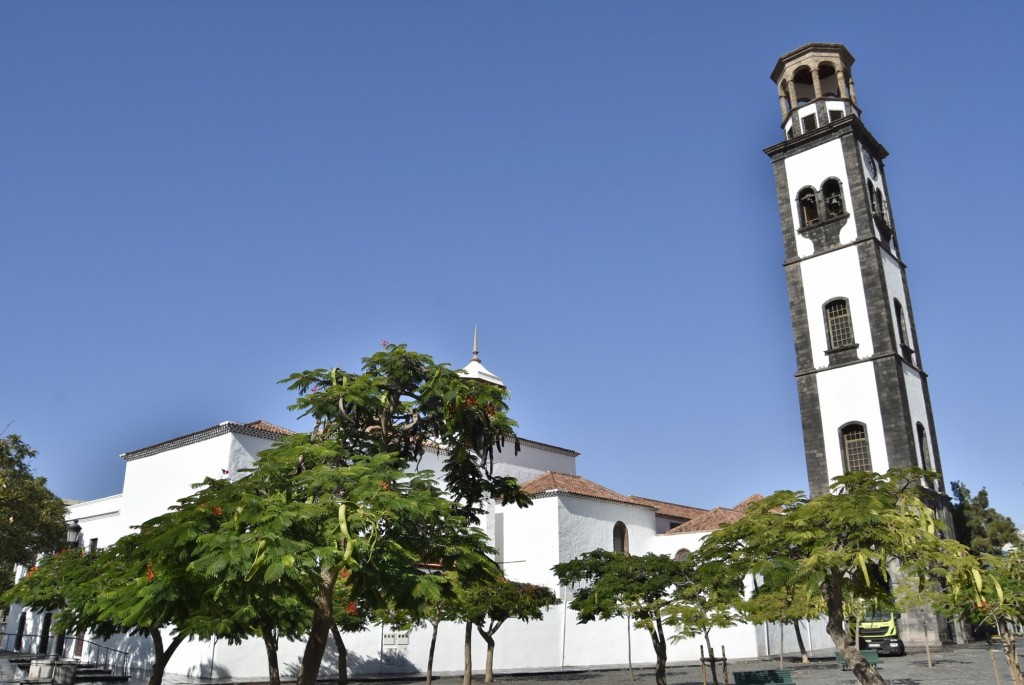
[114,641,1019,685]
[489,643,1017,685]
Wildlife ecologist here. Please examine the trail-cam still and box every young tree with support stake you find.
[553,550,685,685]
[459,577,559,683]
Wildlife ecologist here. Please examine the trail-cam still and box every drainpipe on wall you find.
[560,587,567,668]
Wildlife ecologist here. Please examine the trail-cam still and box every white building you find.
[2,342,775,678]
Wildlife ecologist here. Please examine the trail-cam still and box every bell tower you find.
[764,44,951,514]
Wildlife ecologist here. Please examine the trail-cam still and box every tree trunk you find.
[822,572,886,685]
[330,623,348,685]
[1000,624,1023,685]
[793,619,810,664]
[475,625,495,683]
[650,617,668,685]
[147,630,185,685]
[703,632,719,685]
[262,626,281,685]
[426,619,440,685]
[463,622,473,685]
[297,567,340,685]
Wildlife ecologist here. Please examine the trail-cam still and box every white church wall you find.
[120,433,234,528]
[500,495,562,588]
[815,364,890,478]
[647,530,707,559]
[67,494,124,549]
[783,138,851,258]
[557,497,656,561]
[799,247,874,368]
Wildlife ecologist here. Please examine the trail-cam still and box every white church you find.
[5,41,957,676]
[5,338,783,678]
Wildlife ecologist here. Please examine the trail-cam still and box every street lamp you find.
[65,521,81,549]
[47,521,83,659]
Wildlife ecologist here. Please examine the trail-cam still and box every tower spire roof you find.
[460,326,504,386]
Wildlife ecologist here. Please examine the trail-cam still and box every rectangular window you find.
[828,109,843,123]
[802,113,818,133]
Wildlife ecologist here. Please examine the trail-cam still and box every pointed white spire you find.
[460,326,505,387]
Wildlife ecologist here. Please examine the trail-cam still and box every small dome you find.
[460,327,505,387]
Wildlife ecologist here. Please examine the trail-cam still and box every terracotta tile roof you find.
[663,507,746,534]
[521,472,655,509]
[244,420,294,436]
[122,420,293,461]
[732,493,764,512]
[626,496,708,521]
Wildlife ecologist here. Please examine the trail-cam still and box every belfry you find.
[764,44,952,512]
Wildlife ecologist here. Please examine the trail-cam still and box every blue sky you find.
[2,3,1022,528]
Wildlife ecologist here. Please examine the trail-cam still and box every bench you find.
[734,670,795,685]
[835,649,880,670]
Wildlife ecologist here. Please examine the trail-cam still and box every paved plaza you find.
[119,641,1020,685]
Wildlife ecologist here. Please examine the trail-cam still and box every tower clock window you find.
[841,423,872,473]
[825,299,855,350]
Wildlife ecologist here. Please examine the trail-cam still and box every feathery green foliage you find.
[695,468,981,685]
[0,434,67,592]
[554,550,684,685]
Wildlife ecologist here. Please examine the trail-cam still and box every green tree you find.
[553,550,685,685]
[237,344,529,685]
[460,578,558,683]
[0,434,67,591]
[696,468,981,685]
[951,481,1019,556]
[168,476,312,685]
[3,517,215,685]
[934,549,1024,685]
[665,556,744,685]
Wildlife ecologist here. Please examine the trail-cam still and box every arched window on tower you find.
[916,422,932,471]
[868,181,877,212]
[841,423,872,473]
[874,188,885,220]
[612,522,629,555]
[894,299,912,360]
[798,187,820,227]
[824,299,855,350]
[822,178,845,219]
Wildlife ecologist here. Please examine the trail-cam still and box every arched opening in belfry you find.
[793,66,814,105]
[822,178,844,218]
[780,79,792,112]
[818,62,840,97]
[798,187,819,226]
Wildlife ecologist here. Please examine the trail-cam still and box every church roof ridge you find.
[121,419,293,462]
[521,471,655,509]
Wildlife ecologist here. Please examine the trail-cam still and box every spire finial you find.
[471,325,481,362]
